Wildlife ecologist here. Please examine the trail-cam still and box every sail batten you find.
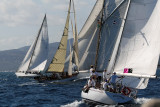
[47,0,71,73]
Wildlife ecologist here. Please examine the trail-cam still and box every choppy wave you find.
[0,72,159,107]
[0,70,15,72]
[60,98,152,107]
[60,100,83,107]
[73,76,89,82]
[18,81,44,86]
[60,98,151,107]
[134,98,151,104]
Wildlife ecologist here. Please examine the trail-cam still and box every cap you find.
[90,65,94,68]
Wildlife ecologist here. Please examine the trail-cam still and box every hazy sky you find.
[0,0,96,51]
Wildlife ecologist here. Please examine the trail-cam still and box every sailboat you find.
[81,0,160,105]
[34,0,79,81]
[15,15,49,77]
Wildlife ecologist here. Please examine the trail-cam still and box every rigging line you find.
[102,0,125,25]
[94,0,126,71]
[95,0,125,70]
[101,0,127,71]
[78,0,102,39]
[72,0,79,66]
[94,0,105,71]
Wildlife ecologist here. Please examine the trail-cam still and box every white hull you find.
[81,88,133,105]
[77,70,103,79]
[34,72,79,82]
[77,70,90,79]
[15,72,40,78]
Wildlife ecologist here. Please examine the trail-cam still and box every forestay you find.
[112,0,160,89]
[18,15,49,72]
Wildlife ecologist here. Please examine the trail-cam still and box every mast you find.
[94,0,105,71]
[107,0,131,74]
[27,14,47,71]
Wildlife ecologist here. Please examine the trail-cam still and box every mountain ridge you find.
[0,39,73,71]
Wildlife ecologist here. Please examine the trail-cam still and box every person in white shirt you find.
[72,63,78,73]
[89,65,94,76]
[103,79,110,91]
[83,76,96,92]
[103,69,107,81]
[88,77,96,88]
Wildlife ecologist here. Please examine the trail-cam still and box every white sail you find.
[68,41,73,76]
[78,0,104,70]
[64,0,79,72]
[78,0,124,71]
[18,15,48,72]
[112,0,160,89]
[97,0,129,71]
[72,0,79,68]
[18,39,36,72]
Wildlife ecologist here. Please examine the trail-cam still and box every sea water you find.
[0,71,159,107]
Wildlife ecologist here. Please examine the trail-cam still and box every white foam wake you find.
[61,100,82,107]
[134,98,151,104]
[18,81,44,86]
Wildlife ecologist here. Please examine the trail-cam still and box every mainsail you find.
[18,15,49,72]
[78,0,104,71]
[78,0,125,71]
[47,0,71,73]
[110,0,160,89]
[96,0,129,71]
